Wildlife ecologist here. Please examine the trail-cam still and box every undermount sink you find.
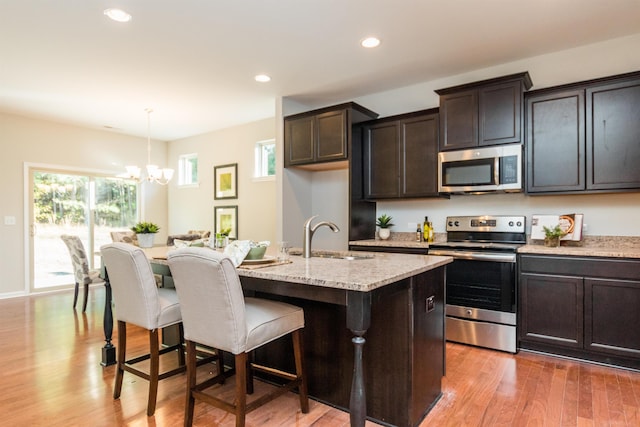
[289,250,374,260]
[315,254,373,260]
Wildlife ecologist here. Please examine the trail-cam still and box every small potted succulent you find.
[131,221,160,248]
[542,224,565,247]
[376,214,394,240]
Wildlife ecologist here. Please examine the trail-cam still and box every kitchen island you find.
[238,250,451,427]
[101,248,451,427]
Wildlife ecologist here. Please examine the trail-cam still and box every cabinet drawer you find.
[519,255,640,280]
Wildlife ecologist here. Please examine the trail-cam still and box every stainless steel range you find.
[428,215,526,353]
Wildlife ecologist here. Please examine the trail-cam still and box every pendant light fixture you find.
[123,108,174,185]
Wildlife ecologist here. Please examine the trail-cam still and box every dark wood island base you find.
[242,266,445,427]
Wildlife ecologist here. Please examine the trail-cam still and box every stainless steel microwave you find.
[438,143,523,193]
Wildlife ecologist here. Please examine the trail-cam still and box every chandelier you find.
[123,108,174,185]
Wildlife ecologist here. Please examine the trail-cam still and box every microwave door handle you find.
[494,156,500,185]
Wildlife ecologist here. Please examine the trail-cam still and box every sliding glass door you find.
[29,168,137,292]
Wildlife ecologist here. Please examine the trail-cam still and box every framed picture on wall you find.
[214,205,238,239]
[214,163,238,199]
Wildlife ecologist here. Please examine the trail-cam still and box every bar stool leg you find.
[147,329,160,416]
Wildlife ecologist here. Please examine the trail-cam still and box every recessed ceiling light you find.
[361,37,381,48]
[104,8,132,23]
[255,74,271,83]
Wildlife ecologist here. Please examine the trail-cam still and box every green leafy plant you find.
[131,221,160,234]
[376,214,394,229]
[542,224,565,239]
[219,228,231,236]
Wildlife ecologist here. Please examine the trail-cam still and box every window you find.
[30,169,138,290]
[254,139,275,179]
[178,153,198,186]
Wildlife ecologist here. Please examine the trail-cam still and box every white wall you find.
[281,33,640,244]
[0,112,168,296]
[167,118,277,244]
[377,192,640,237]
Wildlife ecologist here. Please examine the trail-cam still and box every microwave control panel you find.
[499,155,519,184]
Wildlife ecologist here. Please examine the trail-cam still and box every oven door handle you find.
[428,249,516,263]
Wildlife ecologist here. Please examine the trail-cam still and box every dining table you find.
[99,245,451,427]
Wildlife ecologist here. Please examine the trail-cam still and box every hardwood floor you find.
[1,287,639,426]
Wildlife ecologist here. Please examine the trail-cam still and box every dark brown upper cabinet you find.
[526,71,640,194]
[436,72,533,151]
[363,109,441,199]
[284,102,378,170]
[526,89,585,193]
[587,77,640,191]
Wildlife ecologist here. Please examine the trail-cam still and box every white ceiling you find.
[1,0,639,141]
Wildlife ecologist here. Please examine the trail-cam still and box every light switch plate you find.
[4,216,16,225]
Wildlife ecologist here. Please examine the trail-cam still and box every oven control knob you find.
[509,221,514,227]
[454,221,460,227]
[448,221,453,227]
[466,309,473,316]
[517,221,522,227]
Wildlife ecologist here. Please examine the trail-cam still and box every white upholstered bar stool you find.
[167,247,309,427]
[100,242,187,416]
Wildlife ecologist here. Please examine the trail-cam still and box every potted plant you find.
[542,224,565,247]
[131,221,160,248]
[214,228,232,248]
[376,214,394,240]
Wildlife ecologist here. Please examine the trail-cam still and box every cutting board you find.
[531,214,583,241]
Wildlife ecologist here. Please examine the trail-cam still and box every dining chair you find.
[109,230,138,245]
[60,234,103,312]
[166,233,201,246]
[100,243,188,416]
[167,247,309,427]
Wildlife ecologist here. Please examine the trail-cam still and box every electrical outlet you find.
[426,296,435,313]
[582,223,588,232]
[4,216,16,225]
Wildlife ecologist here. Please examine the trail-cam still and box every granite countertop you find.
[518,236,640,259]
[145,246,452,292]
[237,250,451,292]
[350,234,640,259]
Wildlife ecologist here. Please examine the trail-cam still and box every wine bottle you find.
[423,217,430,242]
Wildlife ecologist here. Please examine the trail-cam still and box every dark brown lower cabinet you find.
[585,278,640,359]
[520,273,584,349]
[519,254,640,369]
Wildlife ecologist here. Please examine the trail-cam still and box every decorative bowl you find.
[245,246,267,260]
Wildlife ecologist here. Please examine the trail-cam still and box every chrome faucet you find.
[302,215,340,258]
